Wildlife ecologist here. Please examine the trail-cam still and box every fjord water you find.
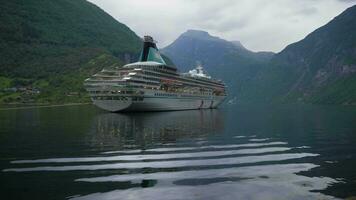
[0,104,356,200]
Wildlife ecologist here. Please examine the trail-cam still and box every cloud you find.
[88,0,355,52]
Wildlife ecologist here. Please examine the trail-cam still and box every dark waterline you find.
[0,104,356,200]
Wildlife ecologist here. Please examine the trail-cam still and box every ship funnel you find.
[139,36,166,64]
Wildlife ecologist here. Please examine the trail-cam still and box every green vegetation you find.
[0,0,142,104]
[308,76,356,105]
[0,53,124,104]
[0,77,12,90]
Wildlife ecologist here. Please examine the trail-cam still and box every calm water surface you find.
[0,104,356,200]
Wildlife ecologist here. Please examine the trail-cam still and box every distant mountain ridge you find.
[162,5,356,104]
[162,29,275,72]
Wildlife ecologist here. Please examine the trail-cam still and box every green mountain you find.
[163,5,356,105]
[0,0,143,104]
[161,30,275,99]
[251,5,356,104]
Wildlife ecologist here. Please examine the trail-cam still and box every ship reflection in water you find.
[2,106,350,200]
[87,109,225,149]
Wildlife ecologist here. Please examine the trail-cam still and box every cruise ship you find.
[84,36,227,112]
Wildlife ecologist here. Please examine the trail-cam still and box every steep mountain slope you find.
[0,0,143,103]
[161,30,275,99]
[163,5,356,105]
[254,5,356,104]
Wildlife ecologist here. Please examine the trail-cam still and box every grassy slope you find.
[0,0,141,104]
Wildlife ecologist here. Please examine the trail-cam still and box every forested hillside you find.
[0,0,142,103]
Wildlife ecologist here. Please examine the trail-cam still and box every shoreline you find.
[0,103,91,111]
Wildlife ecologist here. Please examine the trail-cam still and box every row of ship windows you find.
[128,69,222,88]
[143,71,223,87]
[90,90,134,94]
[152,93,210,98]
[128,77,219,92]
[93,96,128,100]
[92,96,144,101]
[148,76,217,88]
[181,95,206,98]
[154,93,177,97]
[91,89,217,96]
[140,66,177,75]
[96,69,223,88]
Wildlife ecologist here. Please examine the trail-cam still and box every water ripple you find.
[3,153,317,172]
[12,147,291,164]
[1,136,339,200]
[101,141,287,154]
[76,163,318,183]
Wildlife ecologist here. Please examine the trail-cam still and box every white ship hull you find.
[91,94,226,112]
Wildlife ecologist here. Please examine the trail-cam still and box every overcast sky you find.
[88,0,356,52]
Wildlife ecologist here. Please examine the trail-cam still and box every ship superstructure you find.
[84,36,226,112]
